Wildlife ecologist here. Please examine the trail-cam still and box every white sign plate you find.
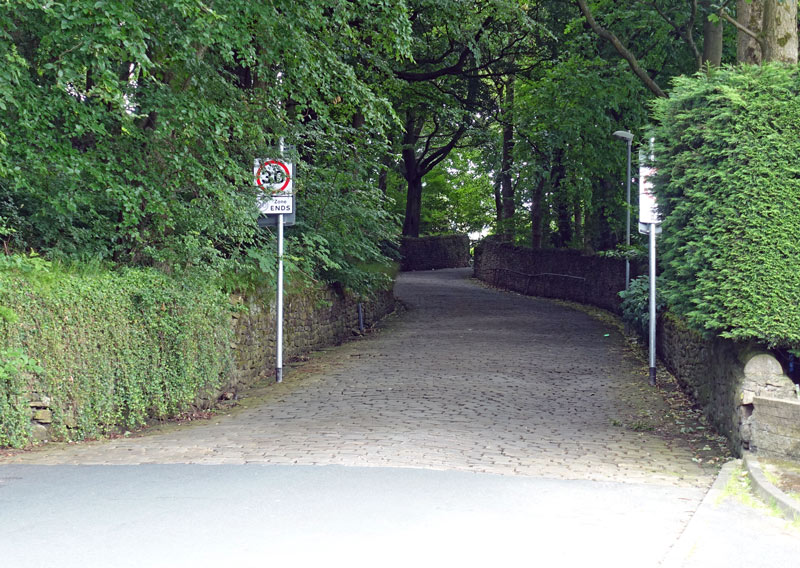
[638,138,661,229]
[261,195,293,215]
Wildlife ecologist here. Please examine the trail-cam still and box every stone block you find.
[30,423,49,442]
[752,397,800,460]
[27,395,51,408]
[743,354,796,400]
[33,409,53,424]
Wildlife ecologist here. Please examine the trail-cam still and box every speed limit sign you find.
[254,158,293,195]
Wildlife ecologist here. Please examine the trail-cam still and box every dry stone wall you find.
[400,234,471,272]
[225,285,396,394]
[26,285,396,438]
[473,240,631,313]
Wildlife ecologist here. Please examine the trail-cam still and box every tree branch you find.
[646,0,701,69]
[575,0,667,98]
[718,8,765,52]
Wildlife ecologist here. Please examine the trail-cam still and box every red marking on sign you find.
[256,160,292,192]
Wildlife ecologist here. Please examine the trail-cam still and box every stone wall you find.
[474,241,800,459]
[473,240,630,313]
[225,285,396,394]
[658,314,750,451]
[26,285,396,438]
[400,234,471,272]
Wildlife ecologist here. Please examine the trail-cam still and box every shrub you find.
[651,64,800,348]
[619,275,666,341]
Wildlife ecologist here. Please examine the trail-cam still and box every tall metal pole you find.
[648,223,657,386]
[613,131,634,290]
[276,212,284,383]
[625,138,632,290]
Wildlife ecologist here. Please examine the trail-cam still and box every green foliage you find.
[387,148,495,237]
[0,0,412,292]
[0,256,232,446]
[0,348,41,448]
[618,275,666,341]
[513,6,657,250]
[279,126,400,296]
[651,64,800,347]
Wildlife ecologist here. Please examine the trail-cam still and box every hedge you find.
[651,64,800,348]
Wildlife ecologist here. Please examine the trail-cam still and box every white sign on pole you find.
[638,138,661,233]
[254,157,294,216]
[252,152,295,384]
[263,195,293,215]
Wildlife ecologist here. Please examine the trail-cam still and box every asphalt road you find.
[0,464,704,567]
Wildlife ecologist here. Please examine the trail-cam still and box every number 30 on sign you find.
[254,158,293,195]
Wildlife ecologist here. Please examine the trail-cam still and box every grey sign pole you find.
[648,223,657,386]
[639,137,659,387]
[276,212,284,383]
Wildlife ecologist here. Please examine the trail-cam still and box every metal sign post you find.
[639,138,661,387]
[647,222,657,386]
[276,212,284,383]
[254,150,295,383]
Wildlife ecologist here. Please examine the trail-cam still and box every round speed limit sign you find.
[254,158,293,194]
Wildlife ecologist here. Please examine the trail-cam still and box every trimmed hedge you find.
[652,64,800,348]
[0,256,232,447]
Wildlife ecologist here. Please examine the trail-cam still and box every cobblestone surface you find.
[2,269,722,487]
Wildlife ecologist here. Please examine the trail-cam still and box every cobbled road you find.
[2,269,722,487]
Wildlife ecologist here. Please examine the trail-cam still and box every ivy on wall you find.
[0,255,232,447]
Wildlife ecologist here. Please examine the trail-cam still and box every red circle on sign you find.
[256,160,291,192]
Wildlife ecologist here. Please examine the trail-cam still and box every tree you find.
[722,0,798,64]
[0,0,413,290]
[388,0,544,237]
[574,0,798,99]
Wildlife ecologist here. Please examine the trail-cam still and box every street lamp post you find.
[613,130,633,290]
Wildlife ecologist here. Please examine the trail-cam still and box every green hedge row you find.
[652,64,800,348]
[0,256,232,447]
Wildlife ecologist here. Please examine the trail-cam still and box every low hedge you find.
[0,255,232,447]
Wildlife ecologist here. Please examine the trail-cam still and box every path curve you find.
[4,269,722,486]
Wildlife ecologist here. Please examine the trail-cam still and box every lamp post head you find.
[613,130,634,142]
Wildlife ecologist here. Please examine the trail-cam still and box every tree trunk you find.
[493,175,503,232]
[555,200,572,248]
[573,199,583,250]
[498,77,516,241]
[701,0,723,66]
[735,0,797,64]
[402,171,423,237]
[763,0,798,63]
[530,177,545,249]
[737,0,764,64]
[401,111,424,237]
